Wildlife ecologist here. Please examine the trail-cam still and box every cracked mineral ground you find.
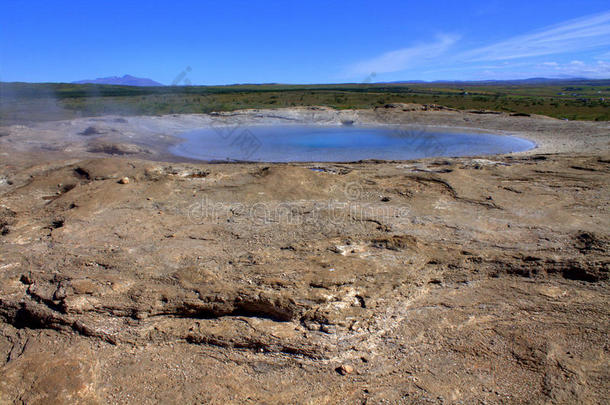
[0,107,608,404]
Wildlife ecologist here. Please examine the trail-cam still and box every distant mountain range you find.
[72,74,162,86]
[64,76,608,87]
[380,77,594,85]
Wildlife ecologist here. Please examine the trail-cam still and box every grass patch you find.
[1,79,608,124]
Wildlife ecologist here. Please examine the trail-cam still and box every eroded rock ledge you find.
[0,152,608,403]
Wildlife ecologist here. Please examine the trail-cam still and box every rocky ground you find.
[0,106,608,404]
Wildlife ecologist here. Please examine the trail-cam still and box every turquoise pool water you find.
[171,125,535,162]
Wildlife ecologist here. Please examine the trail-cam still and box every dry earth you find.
[0,106,608,404]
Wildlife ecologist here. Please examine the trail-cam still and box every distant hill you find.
[73,74,162,86]
[375,77,595,85]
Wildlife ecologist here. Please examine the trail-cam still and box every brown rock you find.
[336,364,354,375]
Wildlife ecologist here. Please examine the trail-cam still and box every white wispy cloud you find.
[347,34,458,76]
[461,11,610,61]
[597,51,610,60]
[536,60,610,78]
[345,11,610,79]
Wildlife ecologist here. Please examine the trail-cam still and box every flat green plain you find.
[1,79,608,124]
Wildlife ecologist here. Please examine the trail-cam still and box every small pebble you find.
[118,177,130,184]
[336,364,354,375]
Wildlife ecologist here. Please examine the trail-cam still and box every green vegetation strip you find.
[1,80,608,124]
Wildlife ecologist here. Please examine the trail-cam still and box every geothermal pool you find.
[171,125,535,162]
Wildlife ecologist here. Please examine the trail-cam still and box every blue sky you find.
[1,0,609,84]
